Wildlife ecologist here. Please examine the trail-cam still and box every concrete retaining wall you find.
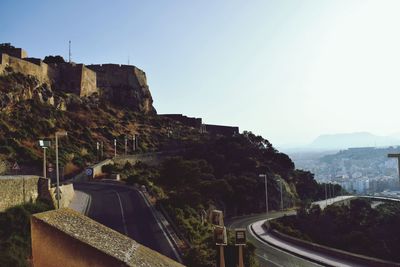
[86,159,114,179]
[0,175,43,211]
[31,208,185,267]
[49,183,75,208]
[268,228,400,267]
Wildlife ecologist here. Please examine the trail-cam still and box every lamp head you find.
[56,131,68,137]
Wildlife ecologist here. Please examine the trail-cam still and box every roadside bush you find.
[0,200,53,267]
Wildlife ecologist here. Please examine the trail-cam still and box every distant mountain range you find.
[280,132,400,152]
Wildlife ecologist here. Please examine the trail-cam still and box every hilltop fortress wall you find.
[0,44,155,113]
[88,64,154,113]
[50,63,97,97]
[0,53,54,84]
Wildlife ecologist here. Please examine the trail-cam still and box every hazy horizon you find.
[2,0,400,146]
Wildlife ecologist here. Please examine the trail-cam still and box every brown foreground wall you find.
[31,208,185,267]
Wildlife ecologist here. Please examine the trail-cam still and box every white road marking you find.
[114,190,129,235]
[255,253,285,267]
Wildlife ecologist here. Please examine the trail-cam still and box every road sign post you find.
[214,226,227,267]
[211,210,224,226]
[235,229,246,267]
[12,162,20,174]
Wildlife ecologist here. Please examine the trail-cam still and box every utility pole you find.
[280,179,284,211]
[258,174,268,216]
[96,142,100,162]
[101,141,104,160]
[68,40,71,63]
[43,147,47,178]
[55,131,67,209]
[114,139,117,158]
[124,135,128,155]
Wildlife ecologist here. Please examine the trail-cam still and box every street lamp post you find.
[101,141,104,160]
[279,179,284,211]
[96,141,100,162]
[114,139,117,158]
[55,131,67,209]
[43,147,47,178]
[38,140,51,179]
[258,174,269,216]
[124,135,128,155]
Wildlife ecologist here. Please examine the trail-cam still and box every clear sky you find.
[2,0,400,147]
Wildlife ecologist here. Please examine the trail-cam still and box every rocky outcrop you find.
[0,70,57,110]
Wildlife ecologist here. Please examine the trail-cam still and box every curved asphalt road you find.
[226,212,323,267]
[73,182,178,262]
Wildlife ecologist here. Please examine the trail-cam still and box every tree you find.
[43,55,66,64]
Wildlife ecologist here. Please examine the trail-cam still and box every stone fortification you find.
[31,208,185,267]
[0,43,155,113]
[88,64,155,113]
[160,114,202,128]
[0,43,27,58]
[0,53,55,84]
[50,63,97,97]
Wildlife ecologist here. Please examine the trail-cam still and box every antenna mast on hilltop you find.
[68,40,72,63]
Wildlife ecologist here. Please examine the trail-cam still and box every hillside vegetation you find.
[0,68,338,266]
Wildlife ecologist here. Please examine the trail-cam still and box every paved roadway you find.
[226,212,323,267]
[73,182,179,262]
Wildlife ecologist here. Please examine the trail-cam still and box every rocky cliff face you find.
[0,69,66,111]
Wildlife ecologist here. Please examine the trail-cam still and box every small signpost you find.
[86,168,93,179]
[12,162,20,170]
[211,210,226,267]
[235,228,247,267]
[211,210,224,226]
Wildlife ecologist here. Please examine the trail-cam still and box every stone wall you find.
[31,208,185,267]
[0,175,42,211]
[160,114,202,128]
[0,45,154,112]
[87,64,155,113]
[80,65,97,96]
[203,124,239,136]
[86,159,114,179]
[0,53,54,84]
[0,45,27,58]
[0,53,97,97]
